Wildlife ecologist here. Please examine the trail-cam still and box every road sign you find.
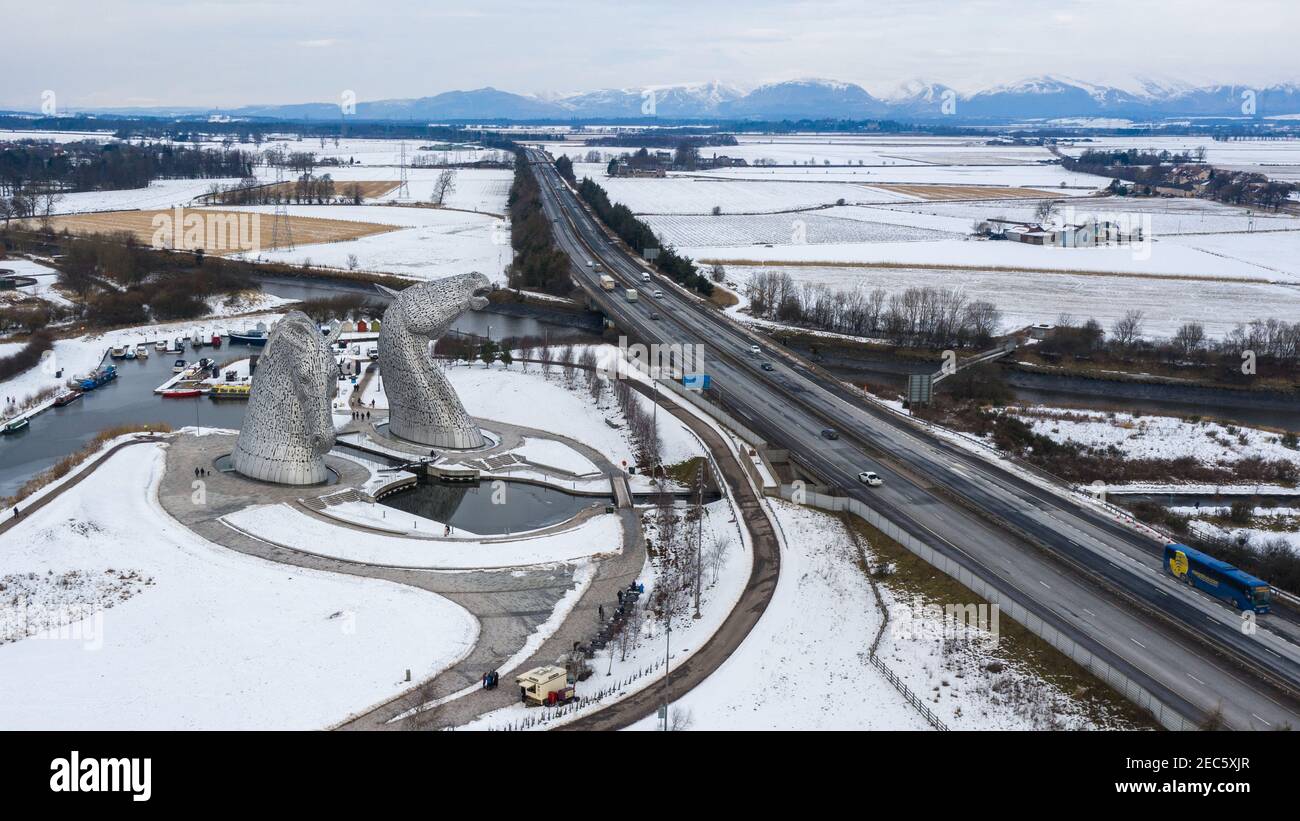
[907,373,933,406]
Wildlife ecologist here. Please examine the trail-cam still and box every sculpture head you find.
[275,312,337,456]
[232,309,337,484]
[392,272,492,339]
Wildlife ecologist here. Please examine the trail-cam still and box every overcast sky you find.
[4,0,1297,110]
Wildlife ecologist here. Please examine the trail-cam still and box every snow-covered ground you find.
[627,500,928,730]
[720,261,1300,339]
[0,443,478,730]
[454,495,753,731]
[1004,406,1300,467]
[223,502,623,569]
[515,437,601,476]
[625,500,1131,730]
[1184,511,1300,554]
[361,355,705,471]
[227,203,509,283]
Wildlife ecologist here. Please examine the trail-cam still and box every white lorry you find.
[625,288,639,302]
[599,274,616,291]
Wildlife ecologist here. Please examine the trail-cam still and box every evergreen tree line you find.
[574,176,713,296]
[505,150,571,295]
[0,140,254,196]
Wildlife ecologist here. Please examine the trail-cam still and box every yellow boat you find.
[208,384,251,400]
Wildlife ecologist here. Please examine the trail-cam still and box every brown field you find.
[23,209,399,254]
[867,183,1058,201]
[204,180,399,203]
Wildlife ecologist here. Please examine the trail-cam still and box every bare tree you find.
[705,531,732,584]
[669,706,694,731]
[1173,321,1206,356]
[432,169,457,206]
[1111,309,1146,349]
[401,677,444,731]
[1033,199,1057,224]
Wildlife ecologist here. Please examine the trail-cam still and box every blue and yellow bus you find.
[1164,543,1272,614]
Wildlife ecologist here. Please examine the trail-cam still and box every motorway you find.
[524,148,1300,730]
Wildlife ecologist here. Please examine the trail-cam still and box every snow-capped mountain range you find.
[68,76,1300,121]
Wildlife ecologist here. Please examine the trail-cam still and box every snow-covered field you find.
[1004,406,1300,467]
[720,262,1300,339]
[0,443,478,729]
[626,500,1131,730]
[227,203,509,283]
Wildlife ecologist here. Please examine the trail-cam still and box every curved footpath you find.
[558,381,781,731]
[0,435,166,538]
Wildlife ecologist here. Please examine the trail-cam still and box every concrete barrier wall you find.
[778,484,1198,731]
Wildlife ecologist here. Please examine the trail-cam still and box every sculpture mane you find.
[232,310,337,484]
[379,272,491,449]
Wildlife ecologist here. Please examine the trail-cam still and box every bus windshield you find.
[1253,587,1272,605]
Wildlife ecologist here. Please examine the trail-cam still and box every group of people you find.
[193,466,210,477]
[481,670,500,690]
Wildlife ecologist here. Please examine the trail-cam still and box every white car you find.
[652,289,663,299]
[641,272,652,282]
[586,260,594,267]
[858,471,884,487]
[749,344,761,355]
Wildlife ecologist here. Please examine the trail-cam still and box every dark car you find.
[820,428,839,440]
[649,312,661,320]
[760,362,774,372]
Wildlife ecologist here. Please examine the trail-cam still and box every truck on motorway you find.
[599,274,616,290]
[625,288,638,302]
[1164,543,1272,613]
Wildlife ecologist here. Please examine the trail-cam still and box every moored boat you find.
[155,340,169,352]
[2,417,29,434]
[173,359,188,373]
[208,383,251,400]
[54,390,82,407]
[136,344,149,358]
[161,388,203,399]
[229,330,268,346]
[110,345,127,359]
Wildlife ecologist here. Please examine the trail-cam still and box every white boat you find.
[155,340,168,352]
[109,345,127,359]
[135,345,149,358]
[173,359,188,373]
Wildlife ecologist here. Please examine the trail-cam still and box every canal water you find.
[379,480,607,535]
[1,295,595,499]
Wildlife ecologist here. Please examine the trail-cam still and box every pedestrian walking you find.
[194,467,199,477]
[12,507,19,520]
[598,604,605,621]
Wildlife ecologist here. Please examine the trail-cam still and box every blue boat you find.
[229,329,268,347]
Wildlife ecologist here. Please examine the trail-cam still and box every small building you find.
[515,665,572,706]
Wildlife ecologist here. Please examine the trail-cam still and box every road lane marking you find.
[1130,637,1146,649]
[1253,713,1272,727]
[1186,672,1205,685]
[1039,580,1050,589]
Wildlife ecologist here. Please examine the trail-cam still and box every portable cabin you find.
[515,665,574,706]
